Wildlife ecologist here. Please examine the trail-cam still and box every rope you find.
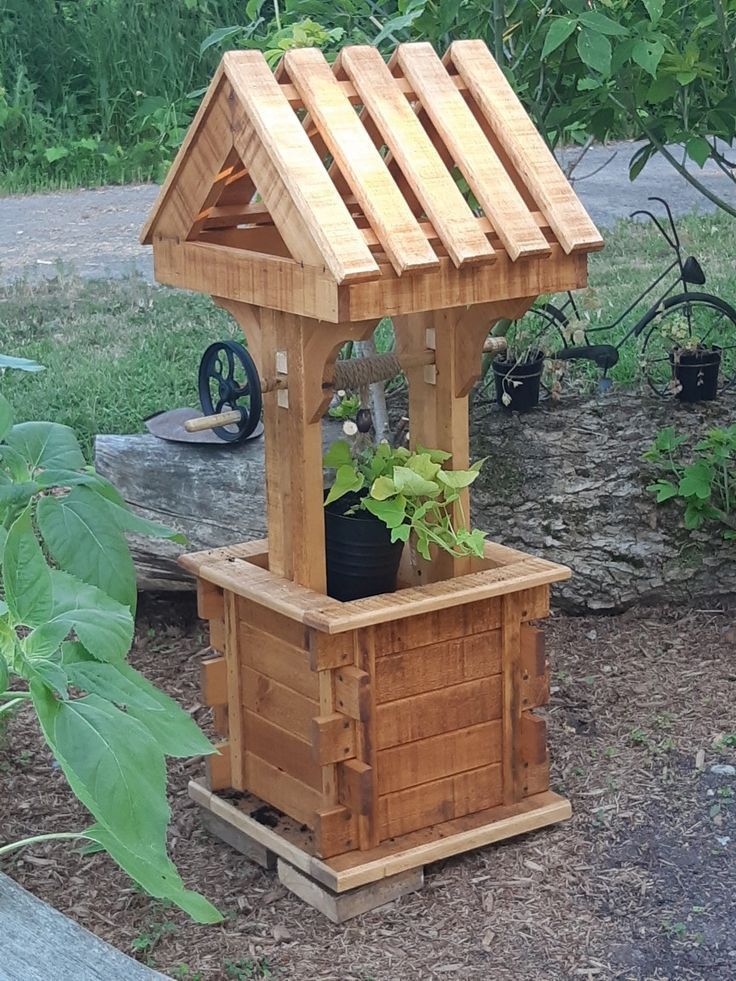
[332,352,403,390]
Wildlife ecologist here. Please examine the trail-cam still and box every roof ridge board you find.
[282,46,439,278]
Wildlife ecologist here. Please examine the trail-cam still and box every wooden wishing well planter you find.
[142,39,603,920]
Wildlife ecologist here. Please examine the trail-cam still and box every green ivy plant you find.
[0,390,221,924]
[644,424,736,537]
[323,439,486,560]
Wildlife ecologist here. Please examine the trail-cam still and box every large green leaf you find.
[541,16,577,58]
[632,38,665,77]
[392,466,440,498]
[4,508,53,627]
[324,464,363,506]
[38,487,137,610]
[323,440,354,470]
[32,685,170,854]
[62,642,214,757]
[84,823,222,924]
[25,620,71,659]
[437,468,481,490]
[577,28,612,75]
[48,570,134,661]
[7,422,85,471]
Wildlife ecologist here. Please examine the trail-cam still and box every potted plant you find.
[322,439,486,601]
[666,314,721,402]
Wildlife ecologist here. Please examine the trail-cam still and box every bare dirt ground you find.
[2,599,735,981]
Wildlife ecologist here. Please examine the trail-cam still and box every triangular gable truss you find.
[142,41,603,289]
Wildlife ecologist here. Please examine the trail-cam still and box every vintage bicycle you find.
[501,197,736,399]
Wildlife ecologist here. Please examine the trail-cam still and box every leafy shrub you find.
[644,424,736,537]
[0,381,220,923]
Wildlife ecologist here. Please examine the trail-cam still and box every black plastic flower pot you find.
[493,351,544,411]
[670,346,721,402]
[324,492,405,602]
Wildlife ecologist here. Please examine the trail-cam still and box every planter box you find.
[181,538,571,866]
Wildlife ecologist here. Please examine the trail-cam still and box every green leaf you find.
[684,501,706,529]
[48,570,134,662]
[0,481,40,515]
[37,487,137,611]
[199,25,242,55]
[541,16,578,58]
[643,0,664,24]
[415,445,452,464]
[578,10,628,35]
[577,28,612,75]
[7,422,84,471]
[679,462,712,500]
[61,642,213,757]
[32,685,170,854]
[110,503,186,545]
[632,38,664,77]
[390,523,411,544]
[686,136,711,168]
[26,657,68,699]
[44,146,69,163]
[84,823,222,924]
[437,468,481,490]
[406,453,441,482]
[4,508,53,627]
[324,465,363,506]
[363,494,407,529]
[392,466,440,498]
[370,475,397,501]
[35,469,101,489]
[0,656,8,693]
[24,620,71,659]
[0,393,13,440]
[323,440,353,470]
[646,479,678,503]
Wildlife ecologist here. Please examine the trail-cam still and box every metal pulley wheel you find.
[197,341,262,443]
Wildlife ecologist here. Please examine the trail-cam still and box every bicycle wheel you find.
[505,302,571,354]
[638,292,736,397]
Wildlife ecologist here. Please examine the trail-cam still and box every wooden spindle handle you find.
[184,409,243,433]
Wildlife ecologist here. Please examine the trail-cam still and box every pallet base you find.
[191,778,571,917]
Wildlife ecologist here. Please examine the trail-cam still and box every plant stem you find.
[713,0,736,102]
[0,698,25,717]
[0,691,30,701]
[0,831,91,858]
[492,0,505,65]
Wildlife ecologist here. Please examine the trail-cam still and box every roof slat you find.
[337,45,496,270]
[283,48,438,277]
[396,43,551,263]
[449,40,603,255]
[224,51,380,285]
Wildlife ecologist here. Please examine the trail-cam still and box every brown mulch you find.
[2,597,736,981]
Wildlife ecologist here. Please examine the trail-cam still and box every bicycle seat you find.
[555,344,619,370]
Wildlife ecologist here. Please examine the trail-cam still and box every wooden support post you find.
[500,592,523,805]
[394,300,533,584]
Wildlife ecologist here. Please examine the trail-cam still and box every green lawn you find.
[1,210,735,458]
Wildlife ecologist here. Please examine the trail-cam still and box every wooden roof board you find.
[448,40,604,255]
[283,47,439,277]
[143,40,602,304]
[337,45,496,270]
[395,43,551,262]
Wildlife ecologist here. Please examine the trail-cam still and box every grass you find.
[1,210,735,457]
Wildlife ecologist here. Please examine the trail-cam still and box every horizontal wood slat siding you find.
[378,763,503,839]
[373,599,502,655]
[242,667,318,740]
[375,676,502,750]
[239,620,319,700]
[244,711,322,790]
[245,752,321,828]
[375,630,501,702]
[377,721,502,794]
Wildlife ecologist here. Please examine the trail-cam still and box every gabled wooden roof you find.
[142,40,602,313]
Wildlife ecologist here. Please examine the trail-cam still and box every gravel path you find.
[1,141,735,286]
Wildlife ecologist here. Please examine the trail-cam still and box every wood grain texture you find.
[283,47,438,277]
[0,873,168,981]
[224,591,246,789]
[375,630,502,702]
[378,763,503,839]
[396,43,549,262]
[190,778,571,892]
[242,667,318,741]
[376,676,502,750]
[244,711,322,789]
[240,621,319,700]
[449,40,604,255]
[224,52,379,284]
[377,720,502,794]
[245,752,321,828]
[338,45,494,269]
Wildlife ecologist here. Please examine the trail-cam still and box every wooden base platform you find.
[190,778,571,921]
